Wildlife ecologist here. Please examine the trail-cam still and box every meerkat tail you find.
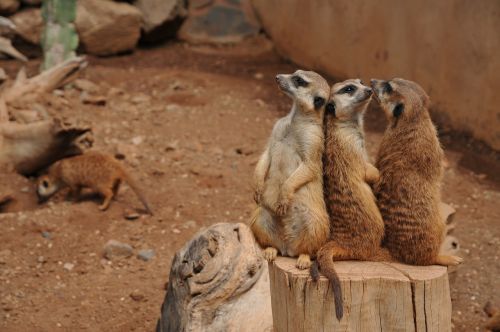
[122,171,153,215]
[317,250,344,320]
[370,247,393,262]
[310,261,320,282]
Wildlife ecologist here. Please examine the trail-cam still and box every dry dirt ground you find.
[0,40,498,331]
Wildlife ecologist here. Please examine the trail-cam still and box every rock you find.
[124,211,140,220]
[75,0,143,56]
[131,136,143,145]
[10,8,43,45]
[178,0,260,44]
[73,79,99,94]
[0,0,19,15]
[155,223,272,332]
[63,262,74,271]
[103,240,133,260]
[41,231,52,239]
[133,0,186,41]
[80,92,107,106]
[130,289,145,302]
[137,249,155,261]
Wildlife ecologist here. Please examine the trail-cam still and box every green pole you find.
[41,0,78,70]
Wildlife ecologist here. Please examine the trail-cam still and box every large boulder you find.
[156,223,273,332]
[75,0,142,56]
[178,0,260,44]
[10,8,43,45]
[0,0,19,15]
[134,0,187,42]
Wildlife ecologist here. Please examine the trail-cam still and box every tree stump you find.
[269,257,451,332]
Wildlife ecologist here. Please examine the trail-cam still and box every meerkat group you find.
[250,71,462,319]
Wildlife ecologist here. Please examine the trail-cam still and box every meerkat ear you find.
[325,102,336,116]
[313,96,325,110]
[393,103,404,117]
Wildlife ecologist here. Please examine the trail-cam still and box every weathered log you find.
[156,223,273,332]
[270,257,451,332]
[0,119,90,175]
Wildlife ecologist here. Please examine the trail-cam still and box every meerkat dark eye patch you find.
[292,76,309,88]
[393,103,404,117]
[339,84,357,94]
[383,81,393,94]
[325,102,336,116]
[313,96,325,109]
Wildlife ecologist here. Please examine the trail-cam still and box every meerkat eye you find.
[393,103,404,117]
[383,82,393,94]
[292,76,309,88]
[313,96,325,109]
[42,180,49,188]
[325,102,336,115]
[340,85,357,94]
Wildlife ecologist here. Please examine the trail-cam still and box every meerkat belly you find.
[263,140,301,203]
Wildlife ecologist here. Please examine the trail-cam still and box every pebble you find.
[165,104,181,112]
[41,231,52,240]
[124,211,140,220]
[131,136,143,146]
[137,249,155,262]
[129,289,145,302]
[103,240,133,260]
[63,263,74,271]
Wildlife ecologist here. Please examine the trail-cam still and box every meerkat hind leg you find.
[99,187,114,211]
[296,254,312,269]
[435,254,463,266]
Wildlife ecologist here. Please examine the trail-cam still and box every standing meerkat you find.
[250,70,330,269]
[311,79,390,320]
[370,78,461,266]
[36,151,152,214]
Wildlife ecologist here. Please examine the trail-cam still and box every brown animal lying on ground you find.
[371,78,461,266]
[36,151,152,214]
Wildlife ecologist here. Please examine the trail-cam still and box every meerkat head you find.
[275,70,329,115]
[36,175,60,202]
[370,78,430,124]
[324,79,372,121]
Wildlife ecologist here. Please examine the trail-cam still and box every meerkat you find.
[310,79,390,320]
[370,78,461,266]
[36,151,152,214]
[250,70,330,269]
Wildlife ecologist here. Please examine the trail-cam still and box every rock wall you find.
[252,0,500,150]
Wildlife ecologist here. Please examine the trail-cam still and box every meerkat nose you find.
[366,87,373,95]
[275,75,281,82]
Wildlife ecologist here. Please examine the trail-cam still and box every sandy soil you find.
[0,40,498,331]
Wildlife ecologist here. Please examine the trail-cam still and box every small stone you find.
[73,79,100,94]
[137,249,155,261]
[129,289,145,302]
[53,89,65,97]
[81,92,107,106]
[131,94,151,104]
[165,104,181,112]
[20,186,30,193]
[254,72,264,80]
[41,231,52,240]
[172,228,181,234]
[37,256,46,263]
[124,211,140,220]
[63,263,74,271]
[131,136,143,145]
[103,240,133,260]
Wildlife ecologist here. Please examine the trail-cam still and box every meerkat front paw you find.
[296,254,312,269]
[253,188,263,204]
[435,254,463,266]
[274,195,291,216]
[263,247,278,262]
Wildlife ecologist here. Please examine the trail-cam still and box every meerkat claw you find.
[296,254,312,269]
[263,247,278,262]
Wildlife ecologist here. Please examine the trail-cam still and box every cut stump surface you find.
[269,257,451,332]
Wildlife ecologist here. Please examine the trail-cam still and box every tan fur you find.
[250,70,330,269]
[314,79,390,319]
[37,151,152,214]
[371,78,461,266]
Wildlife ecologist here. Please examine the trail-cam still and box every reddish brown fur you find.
[37,152,152,214]
[371,78,461,266]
